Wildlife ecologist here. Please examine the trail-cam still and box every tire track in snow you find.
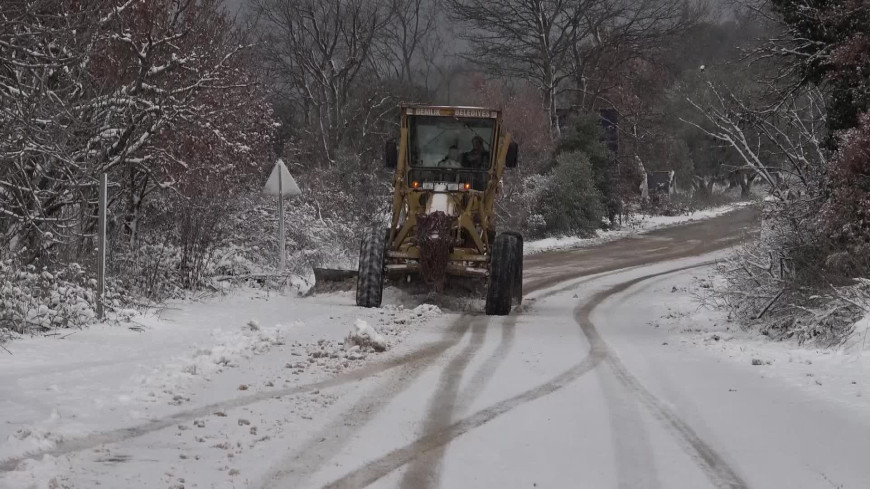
[594,277,666,489]
[399,274,612,488]
[0,315,477,473]
[320,263,748,489]
[574,263,748,489]
[261,314,485,488]
[598,358,663,489]
[322,351,606,489]
[398,317,492,488]
[599,338,748,488]
[266,260,631,487]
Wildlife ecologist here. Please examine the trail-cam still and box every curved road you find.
[274,207,759,489]
[268,206,869,489]
[9,206,870,488]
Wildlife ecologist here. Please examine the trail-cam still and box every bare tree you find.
[252,0,393,164]
[376,0,439,86]
[446,0,593,137]
[683,82,851,341]
[569,0,700,110]
[682,83,827,202]
[0,0,273,258]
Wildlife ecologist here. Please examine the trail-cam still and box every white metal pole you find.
[97,173,107,320]
[278,166,286,274]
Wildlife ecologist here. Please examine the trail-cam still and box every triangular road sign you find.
[264,159,302,197]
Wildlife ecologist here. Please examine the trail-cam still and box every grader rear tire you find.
[485,233,520,316]
[356,227,386,308]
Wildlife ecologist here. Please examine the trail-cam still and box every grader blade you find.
[310,267,358,293]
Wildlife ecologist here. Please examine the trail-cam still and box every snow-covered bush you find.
[495,172,548,237]
[0,1,275,266]
[0,260,96,334]
[114,242,186,300]
[230,196,364,275]
[713,186,868,346]
[107,160,392,302]
[712,243,869,345]
[110,193,235,299]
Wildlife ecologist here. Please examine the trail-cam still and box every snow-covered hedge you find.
[108,171,388,302]
[712,239,870,346]
[0,260,96,334]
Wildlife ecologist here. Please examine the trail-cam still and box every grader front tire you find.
[356,228,386,308]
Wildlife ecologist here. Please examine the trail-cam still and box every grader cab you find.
[355,105,522,315]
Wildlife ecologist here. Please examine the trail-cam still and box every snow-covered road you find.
[4,206,870,489]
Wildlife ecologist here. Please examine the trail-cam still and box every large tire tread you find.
[507,232,523,304]
[485,233,519,315]
[356,228,386,308]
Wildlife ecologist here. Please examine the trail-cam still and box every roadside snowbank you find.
[644,268,870,417]
[132,320,300,403]
[525,203,751,255]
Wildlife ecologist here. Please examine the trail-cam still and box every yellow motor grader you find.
[355,104,522,315]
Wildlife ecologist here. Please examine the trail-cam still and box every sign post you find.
[263,159,301,274]
[278,166,285,273]
[97,173,107,320]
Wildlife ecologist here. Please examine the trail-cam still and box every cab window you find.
[407,116,495,190]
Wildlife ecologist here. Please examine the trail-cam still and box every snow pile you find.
[0,453,65,489]
[410,303,442,318]
[524,232,627,255]
[4,425,64,460]
[345,319,387,352]
[285,306,442,376]
[284,337,367,375]
[0,409,90,467]
[133,320,298,402]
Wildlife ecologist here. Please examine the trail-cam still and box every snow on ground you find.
[566,258,870,489]
[642,269,870,418]
[0,287,444,488]
[2,248,868,488]
[525,202,752,255]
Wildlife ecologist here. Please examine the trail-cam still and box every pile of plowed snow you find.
[132,320,297,402]
[285,304,443,375]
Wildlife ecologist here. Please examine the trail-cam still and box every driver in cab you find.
[462,136,489,169]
